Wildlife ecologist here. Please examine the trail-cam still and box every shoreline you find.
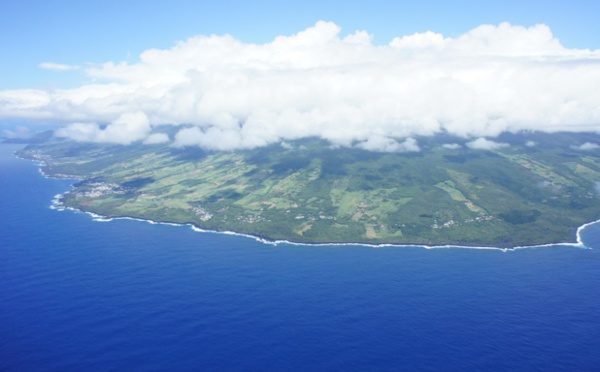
[49,191,595,253]
[20,151,595,252]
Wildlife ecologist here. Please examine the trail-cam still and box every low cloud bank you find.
[55,112,151,145]
[2,21,600,151]
[2,126,32,139]
[572,142,600,151]
[442,143,462,150]
[466,137,509,150]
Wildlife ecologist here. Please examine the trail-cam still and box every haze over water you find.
[2,143,600,371]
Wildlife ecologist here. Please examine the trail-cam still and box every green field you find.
[18,131,600,247]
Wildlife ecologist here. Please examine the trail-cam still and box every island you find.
[16,131,600,247]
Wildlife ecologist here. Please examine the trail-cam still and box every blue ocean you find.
[1,143,600,371]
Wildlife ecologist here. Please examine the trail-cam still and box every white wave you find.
[49,204,599,252]
[575,219,600,248]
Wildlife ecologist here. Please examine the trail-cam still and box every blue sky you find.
[2,0,600,149]
[2,0,600,89]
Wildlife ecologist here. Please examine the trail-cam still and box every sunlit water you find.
[2,144,600,371]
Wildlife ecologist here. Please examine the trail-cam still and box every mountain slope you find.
[18,132,600,246]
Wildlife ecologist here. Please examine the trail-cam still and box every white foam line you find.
[51,194,599,252]
[76,211,594,252]
[576,219,600,248]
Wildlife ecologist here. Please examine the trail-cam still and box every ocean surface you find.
[1,143,600,371]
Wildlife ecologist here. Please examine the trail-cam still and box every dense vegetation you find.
[18,132,600,247]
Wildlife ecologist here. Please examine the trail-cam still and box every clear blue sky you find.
[1,0,599,89]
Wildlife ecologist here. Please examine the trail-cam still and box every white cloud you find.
[525,140,537,147]
[2,21,600,151]
[54,122,101,142]
[390,31,447,49]
[573,142,599,151]
[55,111,151,145]
[39,62,80,71]
[173,127,240,150]
[143,133,169,145]
[280,141,293,149]
[2,126,32,139]
[0,89,51,111]
[356,136,420,153]
[466,137,509,150]
[442,143,462,150]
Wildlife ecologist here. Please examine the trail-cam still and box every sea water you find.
[1,144,600,371]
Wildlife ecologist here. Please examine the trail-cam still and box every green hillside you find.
[18,132,600,247]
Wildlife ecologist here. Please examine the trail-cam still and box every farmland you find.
[18,131,600,246]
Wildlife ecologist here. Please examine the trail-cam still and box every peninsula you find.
[17,131,600,247]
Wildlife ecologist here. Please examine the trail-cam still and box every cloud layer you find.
[39,62,80,71]
[2,21,600,151]
[466,137,509,151]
